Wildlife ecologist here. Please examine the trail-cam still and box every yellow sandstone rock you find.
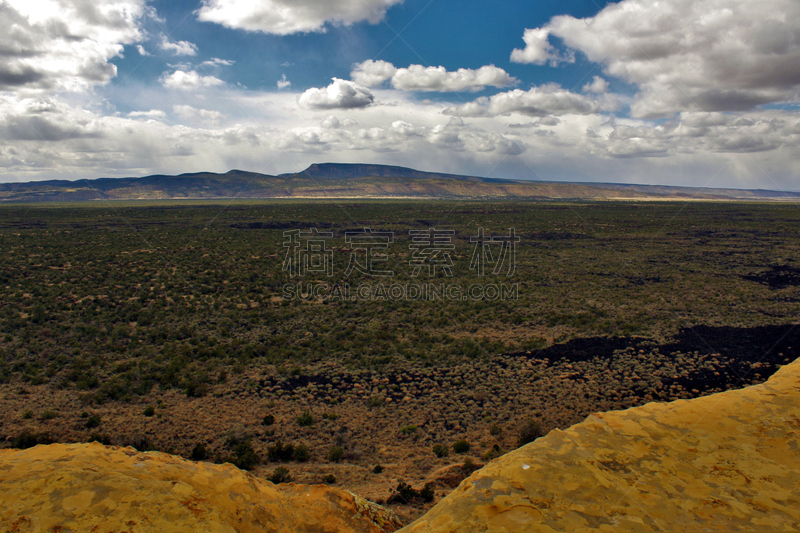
[2,359,799,532]
[0,442,401,533]
[402,358,800,532]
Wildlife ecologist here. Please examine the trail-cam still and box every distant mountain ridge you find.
[288,163,519,183]
[0,163,798,202]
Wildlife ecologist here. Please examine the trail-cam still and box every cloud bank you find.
[0,0,798,191]
[0,0,148,91]
[443,84,609,117]
[510,0,800,118]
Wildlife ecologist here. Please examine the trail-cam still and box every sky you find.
[1,0,800,190]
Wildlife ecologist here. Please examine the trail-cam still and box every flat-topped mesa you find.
[292,162,499,182]
[0,442,401,533]
[401,358,800,532]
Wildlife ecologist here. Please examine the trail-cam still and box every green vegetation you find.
[1,198,799,498]
[367,396,384,408]
[327,446,344,463]
[517,419,544,448]
[268,467,293,484]
[88,433,112,445]
[293,443,310,462]
[296,411,315,427]
[482,445,504,461]
[225,436,260,470]
[0,201,797,405]
[453,440,471,454]
[266,441,295,462]
[263,441,309,463]
[432,444,449,458]
[461,459,479,475]
[191,442,208,461]
[11,430,53,449]
[399,424,418,436]
[129,437,155,452]
[387,482,435,504]
[1,199,798,501]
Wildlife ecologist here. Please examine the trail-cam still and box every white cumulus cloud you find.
[1,89,799,190]
[128,109,167,119]
[426,117,526,155]
[161,70,224,90]
[585,111,799,159]
[351,60,516,92]
[197,0,403,35]
[173,105,225,124]
[582,76,609,94]
[0,0,148,92]
[444,84,602,117]
[159,35,199,56]
[510,28,572,66]
[511,0,800,118]
[298,78,374,109]
[201,58,235,67]
[391,65,516,92]
[321,115,342,129]
[277,74,291,89]
[351,59,397,87]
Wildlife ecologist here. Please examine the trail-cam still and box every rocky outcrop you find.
[402,358,800,532]
[2,360,798,532]
[0,442,401,533]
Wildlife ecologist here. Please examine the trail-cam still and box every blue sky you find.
[110,0,618,96]
[1,0,800,189]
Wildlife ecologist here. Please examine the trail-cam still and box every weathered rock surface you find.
[0,442,401,533]
[2,360,798,532]
[402,358,800,532]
